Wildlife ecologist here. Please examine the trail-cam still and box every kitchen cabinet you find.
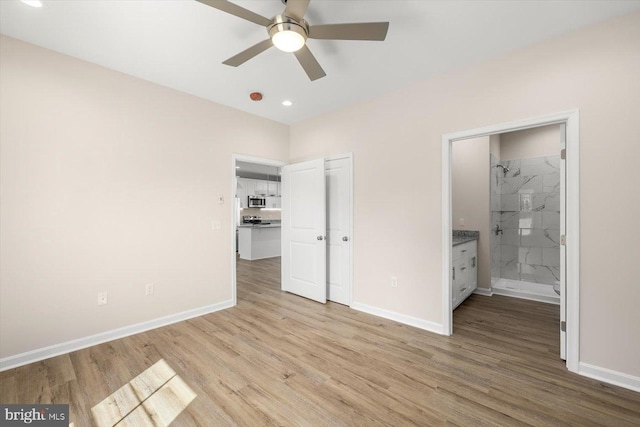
[237,178,281,206]
[246,179,257,197]
[236,178,248,208]
[265,196,281,209]
[254,181,268,196]
[267,181,279,196]
[452,240,477,309]
[238,225,281,260]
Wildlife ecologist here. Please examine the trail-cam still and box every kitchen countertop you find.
[238,224,281,229]
[452,230,479,246]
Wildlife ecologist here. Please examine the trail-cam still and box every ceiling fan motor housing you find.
[268,14,309,41]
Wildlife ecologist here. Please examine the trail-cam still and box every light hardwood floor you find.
[1,256,639,426]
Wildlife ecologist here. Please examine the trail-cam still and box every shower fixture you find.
[496,164,510,176]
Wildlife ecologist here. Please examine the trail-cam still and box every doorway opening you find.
[230,153,354,308]
[231,155,286,306]
[442,110,580,373]
[488,125,563,305]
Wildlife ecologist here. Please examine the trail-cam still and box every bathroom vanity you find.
[452,231,478,309]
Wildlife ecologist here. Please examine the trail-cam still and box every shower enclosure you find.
[490,153,561,304]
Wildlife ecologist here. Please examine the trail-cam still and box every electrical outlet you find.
[145,283,154,296]
[459,218,465,227]
[98,292,108,306]
[391,277,398,288]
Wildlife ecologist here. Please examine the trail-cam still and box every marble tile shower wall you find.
[490,153,501,286]
[497,155,560,286]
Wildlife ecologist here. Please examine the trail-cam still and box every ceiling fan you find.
[196,0,390,81]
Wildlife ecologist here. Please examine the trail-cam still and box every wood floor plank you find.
[1,256,639,426]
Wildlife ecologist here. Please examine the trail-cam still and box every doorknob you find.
[342,236,349,241]
[317,236,325,241]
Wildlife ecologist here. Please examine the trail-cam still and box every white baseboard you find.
[351,302,445,335]
[0,299,234,372]
[473,288,494,296]
[578,362,640,393]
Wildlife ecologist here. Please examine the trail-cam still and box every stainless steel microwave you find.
[248,196,265,208]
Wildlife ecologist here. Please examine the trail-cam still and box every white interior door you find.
[281,159,327,303]
[560,123,567,360]
[326,157,352,305]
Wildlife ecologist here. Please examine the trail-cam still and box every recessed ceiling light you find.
[21,0,43,7]
[282,100,293,107]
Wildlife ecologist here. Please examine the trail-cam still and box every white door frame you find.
[230,154,287,306]
[326,153,354,307]
[441,110,580,373]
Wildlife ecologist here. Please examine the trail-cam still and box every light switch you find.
[212,220,221,230]
[217,195,224,204]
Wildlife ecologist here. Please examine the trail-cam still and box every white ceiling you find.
[2,0,639,125]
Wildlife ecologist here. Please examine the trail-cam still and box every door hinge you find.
[560,235,566,246]
[561,148,566,160]
[560,321,566,332]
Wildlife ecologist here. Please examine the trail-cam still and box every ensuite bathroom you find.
[452,123,562,308]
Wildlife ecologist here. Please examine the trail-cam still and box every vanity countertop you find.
[452,230,479,246]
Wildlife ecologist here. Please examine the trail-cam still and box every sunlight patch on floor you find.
[91,359,196,427]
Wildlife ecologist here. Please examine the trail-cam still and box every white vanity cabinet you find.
[452,240,478,309]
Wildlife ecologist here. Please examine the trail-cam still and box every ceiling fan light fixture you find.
[269,15,308,53]
[272,30,305,52]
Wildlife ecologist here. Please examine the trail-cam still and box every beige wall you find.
[290,12,640,376]
[500,124,562,160]
[451,137,491,290]
[489,134,501,159]
[0,36,289,359]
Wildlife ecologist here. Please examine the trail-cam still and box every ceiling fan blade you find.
[223,39,273,67]
[284,0,310,21]
[308,22,389,41]
[293,45,326,81]
[196,0,272,27]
